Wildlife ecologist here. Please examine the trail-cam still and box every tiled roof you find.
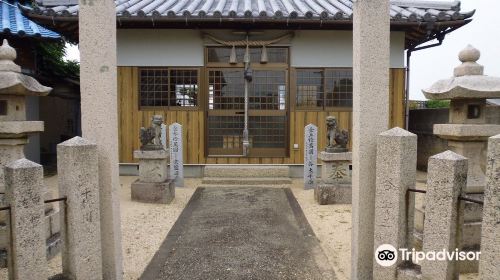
[30,0,473,22]
[0,0,59,39]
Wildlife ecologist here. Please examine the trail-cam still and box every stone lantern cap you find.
[423,45,500,100]
[0,39,51,96]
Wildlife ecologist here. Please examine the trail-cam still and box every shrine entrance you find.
[206,46,289,157]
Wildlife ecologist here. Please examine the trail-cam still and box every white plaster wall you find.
[117,29,204,66]
[117,29,405,68]
[290,30,405,68]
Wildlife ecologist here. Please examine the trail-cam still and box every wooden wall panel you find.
[390,68,406,128]
[118,67,405,164]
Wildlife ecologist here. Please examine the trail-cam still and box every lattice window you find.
[325,69,353,107]
[249,70,287,110]
[208,69,245,110]
[296,68,353,110]
[207,116,245,148]
[139,68,198,108]
[249,116,286,148]
[296,69,323,109]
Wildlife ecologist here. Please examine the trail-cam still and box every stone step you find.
[204,165,289,178]
[199,185,290,189]
[201,177,292,185]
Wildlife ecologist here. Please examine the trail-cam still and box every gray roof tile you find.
[29,0,473,22]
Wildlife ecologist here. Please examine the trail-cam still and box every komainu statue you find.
[326,116,349,153]
[139,115,164,150]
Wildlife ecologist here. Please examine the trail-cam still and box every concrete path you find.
[140,187,335,280]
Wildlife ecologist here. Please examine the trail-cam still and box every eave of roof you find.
[0,0,60,40]
[31,0,470,20]
[20,0,474,47]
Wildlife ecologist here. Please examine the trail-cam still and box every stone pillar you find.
[304,124,318,189]
[169,123,184,188]
[421,151,467,280]
[57,137,102,280]
[352,0,390,278]
[479,134,500,280]
[373,128,417,279]
[79,0,122,278]
[4,159,46,280]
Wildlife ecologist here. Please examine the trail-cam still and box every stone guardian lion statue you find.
[325,116,349,153]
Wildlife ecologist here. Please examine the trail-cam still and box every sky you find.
[410,0,500,100]
[64,0,499,101]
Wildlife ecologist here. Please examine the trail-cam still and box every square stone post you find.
[421,151,467,280]
[57,137,102,280]
[352,0,390,278]
[479,134,500,280]
[4,159,46,280]
[304,124,318,189]
[79,0,122,279]
[169,123,184,188]
[373,128,417,279]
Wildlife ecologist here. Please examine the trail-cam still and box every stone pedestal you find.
[314,151,352,204]
[434,123,500,192]
[131,180,175,204]
[0,139,26,190]
[135,150,169,183]
[131,149,175,204]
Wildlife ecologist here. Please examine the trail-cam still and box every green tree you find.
[425,100,450,108]
[36,41,79,79]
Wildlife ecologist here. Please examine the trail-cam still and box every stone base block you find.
[415,202,482,250]
[314,183,351,205]
[397,264,422,280]
[414,222,481,273]
[131,179,175,204]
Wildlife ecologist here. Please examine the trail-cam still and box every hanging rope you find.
[203,33,293,47]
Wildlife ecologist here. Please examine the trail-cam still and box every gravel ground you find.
[291,180,352,280]
[0,174,479,280]
[120,176,197,279]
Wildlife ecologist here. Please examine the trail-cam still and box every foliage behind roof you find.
[0,0,59,39]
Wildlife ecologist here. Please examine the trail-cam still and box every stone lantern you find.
[423,45,500,192]
[0,39,51,189]
[0,39,53,266]
[422,45,500,271]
